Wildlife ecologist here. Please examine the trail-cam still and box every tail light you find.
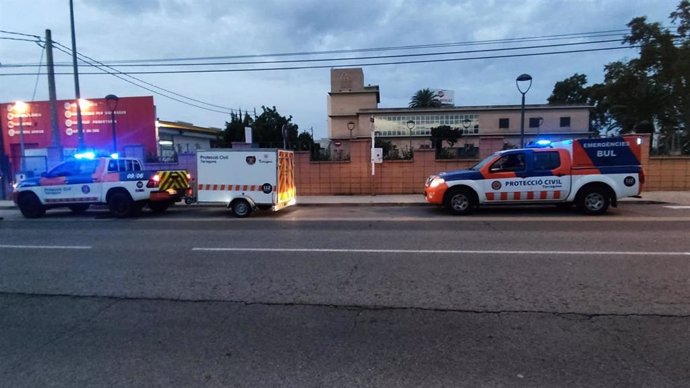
[147,173,161,188]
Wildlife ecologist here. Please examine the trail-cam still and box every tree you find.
[296,131,314,151]
[430,125,461,158]
[219,111,253,147]
[409,88,442,108]
[547,73,589,104]
[250,106,299,149]
[547,0,690,154]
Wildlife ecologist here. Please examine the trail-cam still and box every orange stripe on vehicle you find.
[243,185,248,191]
[486,192,495,201]
[540,191,548,200]
[220,184,225,190]
[212,184,218,190]
[500,192,508,201]
[527,191,534,200]
[553,191,561,200]
[250,185,256,191]
[198,183,203,190]
[513,192,521,200]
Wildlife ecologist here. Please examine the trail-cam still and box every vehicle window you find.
[48,161,78,177]
[126,160,133,171]
[533,151,561,170]
[490,153,525,172]
[77,160,99,175]
[133,161,142,171]
[108,160,118,172]
[118,160,126,171]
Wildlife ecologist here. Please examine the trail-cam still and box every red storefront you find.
[0,95,157,176]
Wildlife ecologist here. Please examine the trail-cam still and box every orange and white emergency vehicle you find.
[424,136,645,215]
[194,149,296,217]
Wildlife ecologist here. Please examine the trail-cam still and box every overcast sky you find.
[0,0,680,139]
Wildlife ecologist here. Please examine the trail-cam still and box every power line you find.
[1,45,641,76]
[51,41,236,113]
[1,28,246,116]
[6,39,626,68]
[4,29,632,67]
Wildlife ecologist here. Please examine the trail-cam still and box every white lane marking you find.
[192,247,690,256]
[0,244,92,250]
[664,206,690,209]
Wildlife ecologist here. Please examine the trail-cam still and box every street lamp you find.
[516,73,532,147]
[347,121,355,140]
[406,119,415,152]
[14,101,28,172]
[105,94,119,153]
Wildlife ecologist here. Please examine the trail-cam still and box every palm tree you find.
[409,88,442,108]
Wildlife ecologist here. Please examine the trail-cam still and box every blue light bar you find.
[535,139,552,147]
[110,153,119,159]
[74,151,96,160]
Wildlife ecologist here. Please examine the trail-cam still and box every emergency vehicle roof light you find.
[74,151,96,160]
[110,153,119,159]
[535,139,552,147]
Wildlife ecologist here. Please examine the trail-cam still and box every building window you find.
[529,117,542,128]
[499,118,509,129]
[560,116,571,127]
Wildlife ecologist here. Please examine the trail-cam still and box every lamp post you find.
[347,121,355,140]
[516,73,532,148]
[406,119,415,153]
[105,94,119,153]
[14,101,28,172]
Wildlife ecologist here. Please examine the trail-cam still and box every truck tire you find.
[148,200,171,214]
[108,192,135,218]
[69,204,90,214]
[444,187,476,215]
[231,199,252,218]
[18,192,46,218]
[577,186,610,215]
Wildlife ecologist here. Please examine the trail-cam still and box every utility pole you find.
[45,29,60,147]
[69,0,85,149]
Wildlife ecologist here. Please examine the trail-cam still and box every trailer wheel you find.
[18,192,46,218]
[108,192,134,218]
[231,199,252,218]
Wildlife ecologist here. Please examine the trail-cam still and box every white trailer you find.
[195,149,296,217]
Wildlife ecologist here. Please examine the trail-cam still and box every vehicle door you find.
[481,151,529,202]
[41,159,102,204]
[529,150,571,201]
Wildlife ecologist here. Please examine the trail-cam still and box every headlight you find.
[428,177,445,188]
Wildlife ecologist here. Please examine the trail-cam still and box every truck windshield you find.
[469,153,498,171]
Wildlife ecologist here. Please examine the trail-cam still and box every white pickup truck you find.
[13,154,191,218]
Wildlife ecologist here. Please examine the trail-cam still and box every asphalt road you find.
[1,203,689,387]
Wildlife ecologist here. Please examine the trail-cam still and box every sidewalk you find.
[1,191,689,209]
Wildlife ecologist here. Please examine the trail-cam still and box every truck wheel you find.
[577,187,610,215]
[148,200,171,214]
[444,188,476,215]
[69,204,90,214]
[232,199,252,218]
[18,192,46,218]
[108,192,134,218]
